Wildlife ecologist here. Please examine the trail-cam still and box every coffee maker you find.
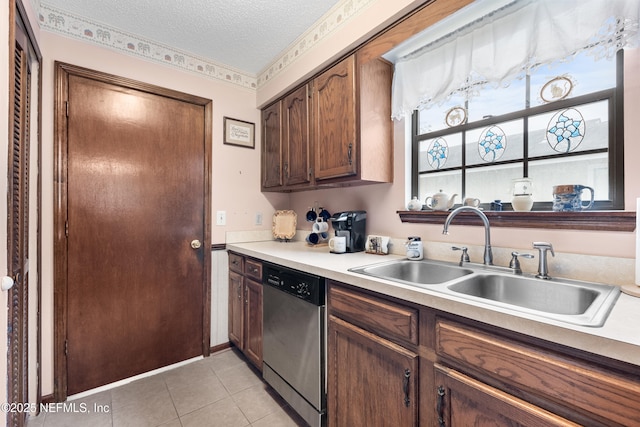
[329,211,367,253]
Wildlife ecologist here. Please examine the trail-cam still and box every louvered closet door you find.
[7,21,32,427]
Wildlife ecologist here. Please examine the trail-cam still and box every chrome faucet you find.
[533,242,555,279]
[443,206,493,265]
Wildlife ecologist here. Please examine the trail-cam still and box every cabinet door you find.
[313,55,357,180]
[328,315,418,427]
[261,101,283,189]
[436,318,640,426]
[434,364,579,427]
[228,271,244,349]
[283,85,312,186]
[244,278,263,369]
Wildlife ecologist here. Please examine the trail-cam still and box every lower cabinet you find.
[433,364,577,426]
[228,252,263,370]
[327,281,419,427]
[434,317,640,427]
[327,280,640,427]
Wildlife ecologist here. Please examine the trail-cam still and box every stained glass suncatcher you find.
[547,108,585,153]
[478,125,507,162]
[427,137,449,169]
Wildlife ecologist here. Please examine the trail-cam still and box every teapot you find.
[425,190,457,211]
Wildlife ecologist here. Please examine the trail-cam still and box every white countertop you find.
[227,240,640,367]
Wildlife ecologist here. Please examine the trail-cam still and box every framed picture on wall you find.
[223,117,255,149]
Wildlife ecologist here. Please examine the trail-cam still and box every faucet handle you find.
[509,251,534,274]
[511,251,534,260]
[532,241,555,257]
[451,246,470,265]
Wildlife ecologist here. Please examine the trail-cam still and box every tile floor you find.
[27,348,305,427]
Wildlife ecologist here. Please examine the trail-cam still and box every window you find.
[411,50,624,211]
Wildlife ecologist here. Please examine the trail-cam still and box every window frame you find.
[410,51,625,212]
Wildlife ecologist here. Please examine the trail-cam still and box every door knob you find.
[191,239,202,249]
[1,276,14,291]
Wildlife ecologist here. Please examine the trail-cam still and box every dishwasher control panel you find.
[263,263,325,306]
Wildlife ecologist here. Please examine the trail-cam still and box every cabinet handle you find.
[284,162,289,178]
[347,142,353,165]
[403,369,411,407]
[437,385,446,427]
[237,285,242,300]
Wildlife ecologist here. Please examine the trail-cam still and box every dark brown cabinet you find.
[261,53,393,192]
[327,280,640,427]
[228,252,263,369]
[434,317,640,427]
[261,86,313,191]
[261,102,283,189]
[313,54,394,185]
[313,55,357,181]
[228,268,244,348]
[327,282,419,427]
[283,85,312,187]
[433,364,576,427]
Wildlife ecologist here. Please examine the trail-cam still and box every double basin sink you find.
[348,259,620,327]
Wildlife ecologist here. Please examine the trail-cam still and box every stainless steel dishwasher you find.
[262,262,326,427]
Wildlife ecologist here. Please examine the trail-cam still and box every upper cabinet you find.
[283,85,312,187]
[261,102,283,189]
[261,53,393,192]
[262,85,312,191]
[313,55,357,181]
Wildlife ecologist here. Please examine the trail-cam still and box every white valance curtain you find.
[391,0,640,120]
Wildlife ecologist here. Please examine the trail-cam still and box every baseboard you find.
[40,394,55,405]
[210,342,231,354]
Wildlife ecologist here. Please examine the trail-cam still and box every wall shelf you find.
[397,210,636,232]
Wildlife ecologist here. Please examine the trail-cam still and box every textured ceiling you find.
[41,0,342,75]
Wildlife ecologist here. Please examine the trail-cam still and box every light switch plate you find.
[216,210,226,226]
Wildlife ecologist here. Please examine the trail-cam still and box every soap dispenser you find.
[406,237,424,260]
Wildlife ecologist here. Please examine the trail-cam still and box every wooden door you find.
[313,55,357,181]
[328,315,418,427]
[434,364,579,427]
[55,63,211,398]
[283,85,311,187]
[261,101,283,189]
